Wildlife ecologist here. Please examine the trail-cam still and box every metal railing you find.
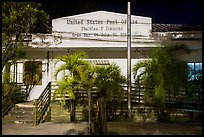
[34,82,51,126]
[51,82,202,111]
[2,83,24,117]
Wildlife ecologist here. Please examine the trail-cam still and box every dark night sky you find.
[41,0,203,25]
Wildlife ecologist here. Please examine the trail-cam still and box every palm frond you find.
[132,60,151,78]
[132,43,190,115]
[93,63,126,102]
[54,64,67,80]
[53,51,93,104]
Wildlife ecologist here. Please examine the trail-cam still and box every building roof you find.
[152,24,202,32]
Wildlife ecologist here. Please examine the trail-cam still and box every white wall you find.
[28,58,150,100]
[28,59,51,100]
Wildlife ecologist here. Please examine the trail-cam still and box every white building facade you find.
[6,11,202,100]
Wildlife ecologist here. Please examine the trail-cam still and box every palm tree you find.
[76,60,95,133]
[53,51,92,122]
[132,44,189,121]
[93,63,126,134]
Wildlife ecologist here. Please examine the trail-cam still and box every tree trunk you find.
[88,90,92,133]
[70,100,75,122]
[95,97,107,135]
[70,84,76,122]
[101,97,107,134]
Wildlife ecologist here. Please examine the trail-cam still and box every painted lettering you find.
[106,19,118,24]
[121,19,127,24]
[87,20,103,25]
[83,33,91,37]
[81,27,98,31]
[106,27,123,31]
[72,33,81,37]
[67,19,83,25]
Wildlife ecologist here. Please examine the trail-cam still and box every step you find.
[2,115,18,123]
[3,114,34,124]
[15,103,35,108]
[8,111,34,120]
[11,107,34,112]
[9,110,34,115]
[12,101,35,112]
[15,101,35,107]
[15,114,34,119]
[6,101,35,125]
[14,119,34,124]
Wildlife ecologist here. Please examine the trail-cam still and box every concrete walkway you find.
[2,121,202,135]
[2,122,89,135]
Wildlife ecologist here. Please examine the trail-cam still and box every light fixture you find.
[67,49,70,55]
[135,49,139,54]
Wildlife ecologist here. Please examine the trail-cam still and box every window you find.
[24,61,42,85]
[187,62,202,80]
[9,62,24,84]
[89,60,110,66]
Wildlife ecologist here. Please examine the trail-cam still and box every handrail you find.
[2,83,23,117]
[51,82,202,109]
[34,82,51,126]
[2,83,16,100]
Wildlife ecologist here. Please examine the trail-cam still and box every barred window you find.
[10,62,24,84]
[187,62,202,80]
